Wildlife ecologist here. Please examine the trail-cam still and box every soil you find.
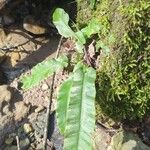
[0,1,67,149]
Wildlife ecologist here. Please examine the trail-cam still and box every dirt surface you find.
[0,1,66,149]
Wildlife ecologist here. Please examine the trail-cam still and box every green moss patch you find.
[76,0,150,121]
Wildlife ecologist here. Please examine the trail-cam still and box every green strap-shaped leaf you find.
[53,8,100,53]
[63,63,96,150]
[81,19,100,38]
[21,55,68,90]
[53,8,85,53]
[89,0,96,9]
[57,76,73,134]
[53,8,76,38]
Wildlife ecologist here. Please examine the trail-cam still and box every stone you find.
[0,112,14,146]
[17,126,24,136]
[0,70,7,85]
[41,83,49,91]
[4,145,17,150]
[0,50,6,63]
[44,96,49,102]
[0,85,12,115]
[5,51,21,67]
[20,137,30,150]
[93,126,110,150]
[109,131,150,150]
[30,143,36,149]
[23,123,33,134]
[23,15,47,35]
[36,143,43,150]
[35,106,45,113]
[10,51,20,67]
[5,137,14,145]
[0,28,7,47]
[3,105,10,114]
[3,15,15,26]
[14,101,29,121]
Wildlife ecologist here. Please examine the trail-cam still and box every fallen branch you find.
[16,135,20,150]
[43,36,63,150]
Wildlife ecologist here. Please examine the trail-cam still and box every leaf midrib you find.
[76,69,86,149]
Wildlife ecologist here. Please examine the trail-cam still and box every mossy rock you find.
[110,131,150,150]
[76,0,150,121]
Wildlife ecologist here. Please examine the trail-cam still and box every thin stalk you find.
[43,36,63,150]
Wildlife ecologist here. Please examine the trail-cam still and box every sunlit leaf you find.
[57,76,73,134]
[57,62,96,150]
[64,63,96,150]
[53,8,100,53]
[81,19,100,38]
[21,55,68,90]
[53,8,75,38]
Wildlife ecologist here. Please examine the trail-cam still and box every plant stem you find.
[43,36,63,150]
[16,136,20,150]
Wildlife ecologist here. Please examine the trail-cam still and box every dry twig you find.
[43,36,63,150]
[16,136,20,150]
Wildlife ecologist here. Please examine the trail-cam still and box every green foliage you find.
[57,63,96,150]
[90,0,96,9]
[22,8,97,150]
[21,55,68,90]
[57,76,73,134]
[53,8,97,149]
[96,1,150,120]
[53,8,77,39]
[53,8,100,52]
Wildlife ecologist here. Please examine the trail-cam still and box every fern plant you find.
[21,8,100,149]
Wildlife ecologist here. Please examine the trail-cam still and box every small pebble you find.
[44,96,49,102]
[29,132,34,138]
[28,148,34,150]
[30,143,36,149]
[23,123,33,133]
[5,137,14,145]
[3,15,15,26]
[20,137,30,149]
[9,133,16,138]
[35,106,45,113]
[42,83,49,90]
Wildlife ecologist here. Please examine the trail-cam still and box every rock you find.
[23,123,33,134]
[0,28,7,47]
[23,15,47,35]
[35,106,45,113]
[17,126,24,136]
[41,83,49,91]
[141,125,150,145]
[30,143,36,149]
[44,96,49,102]
[3,105,10,114]
[0,50,6,63]
[0,0,7,10]
[4,145,17,150]
[93,127,111,150]
[0,70,7,85]
[3,15,15,25]
[109,131,150,150]
[9,51,20,67]
[20,137,30,150]
[36,143,43,149]
[14,101,29,121]
[4,51,21,67]
[0,112,14,146]
[5,137,14,145]
[0,85,12,115]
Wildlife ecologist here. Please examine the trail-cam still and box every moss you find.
[76,0,150,121]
